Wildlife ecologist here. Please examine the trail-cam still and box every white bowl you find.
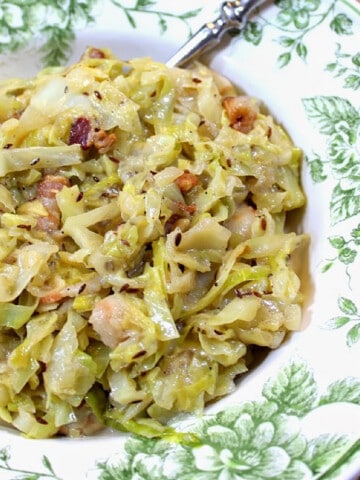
[0,1,360,479]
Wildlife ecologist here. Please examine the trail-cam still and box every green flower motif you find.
[242,0,354,67]
[95,360,360,479]
[338,247,357,265]
[324,297,360,347]
[275,0,321,30]
[0,0,202,66]
[351,224,360,246]
[326,44,360,91]
[190,415,301,479]
[322,229,359,278]
[0,446,60,479]
[96,437,179,480]
[0,0,97,65]
[328,122,360,180]
[303,96,360,224]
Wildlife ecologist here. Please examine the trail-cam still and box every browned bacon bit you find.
[69,117,116,154]
[69,117,92,149]
[175,171,199,193]
[192,77,202,83]
[36,175,70,232]
[164,213,182,234]
[87,47,106,59]
[37,175,70,199]
[222,96,259,134]
[174,201,197,215]
[91,129,117,154]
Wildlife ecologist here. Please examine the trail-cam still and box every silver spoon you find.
[166,0,266,68]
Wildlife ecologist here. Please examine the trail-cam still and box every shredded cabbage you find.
[0,47,308,438]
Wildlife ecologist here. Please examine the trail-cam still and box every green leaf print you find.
[0,0,97,66]
[320,377,360,405]
[93,359,360,480]
[241,0,354,67]
[303,434,355,476]
[306,155,328,183]
[347,324,360,347]
[323,316,351,329]
[262,359,318,416]
[338,297,358,315]
[330,183,360,225]
[0,0,203,66]
[243,21,263,46]
[322,227,360,280]
[278,51,292,68]
[323,297,360,347]
[303,96,360,224]
[0,447,62,480]
[326,44,360,91]
[344,74,360,90]
[302,96,359,135]
[110,1,201,39]
[330,13,353,34]
[40,26,76,67]
[329,235,346,249]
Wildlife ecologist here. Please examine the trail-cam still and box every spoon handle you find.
[166,0,265,68]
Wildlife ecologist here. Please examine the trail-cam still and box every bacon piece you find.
[37,175,70,199]
[87,47,106,59]
[81,47,106,60]
[36,175,70,232]
[222,96,259,134]
[175,171,199,192]
[164,213,182,234]
[69,117,92,149]
[39,291,65,305]
[174,201,197,215]
[69,118,116,154]
[91,129,117,154]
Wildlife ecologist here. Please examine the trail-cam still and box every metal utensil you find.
[166,0,266,68]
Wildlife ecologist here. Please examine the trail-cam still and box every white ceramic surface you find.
[0,1,360,479]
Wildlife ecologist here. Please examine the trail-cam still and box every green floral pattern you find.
[243,0,354,67]
[0,447,60,480]
[0,1,360,479]
[326,43,360,90]
[110,0,201,37]
[303,96,360,225]
[321,224,360,282]
[93,359,360,480]
[323,297,360,347]
[0,0,97,66]
[2,358,360,479]
[0,0,203,67]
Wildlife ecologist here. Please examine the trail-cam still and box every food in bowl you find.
[0,47,307,438]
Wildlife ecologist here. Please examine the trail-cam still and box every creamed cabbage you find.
[0,47,308,438]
